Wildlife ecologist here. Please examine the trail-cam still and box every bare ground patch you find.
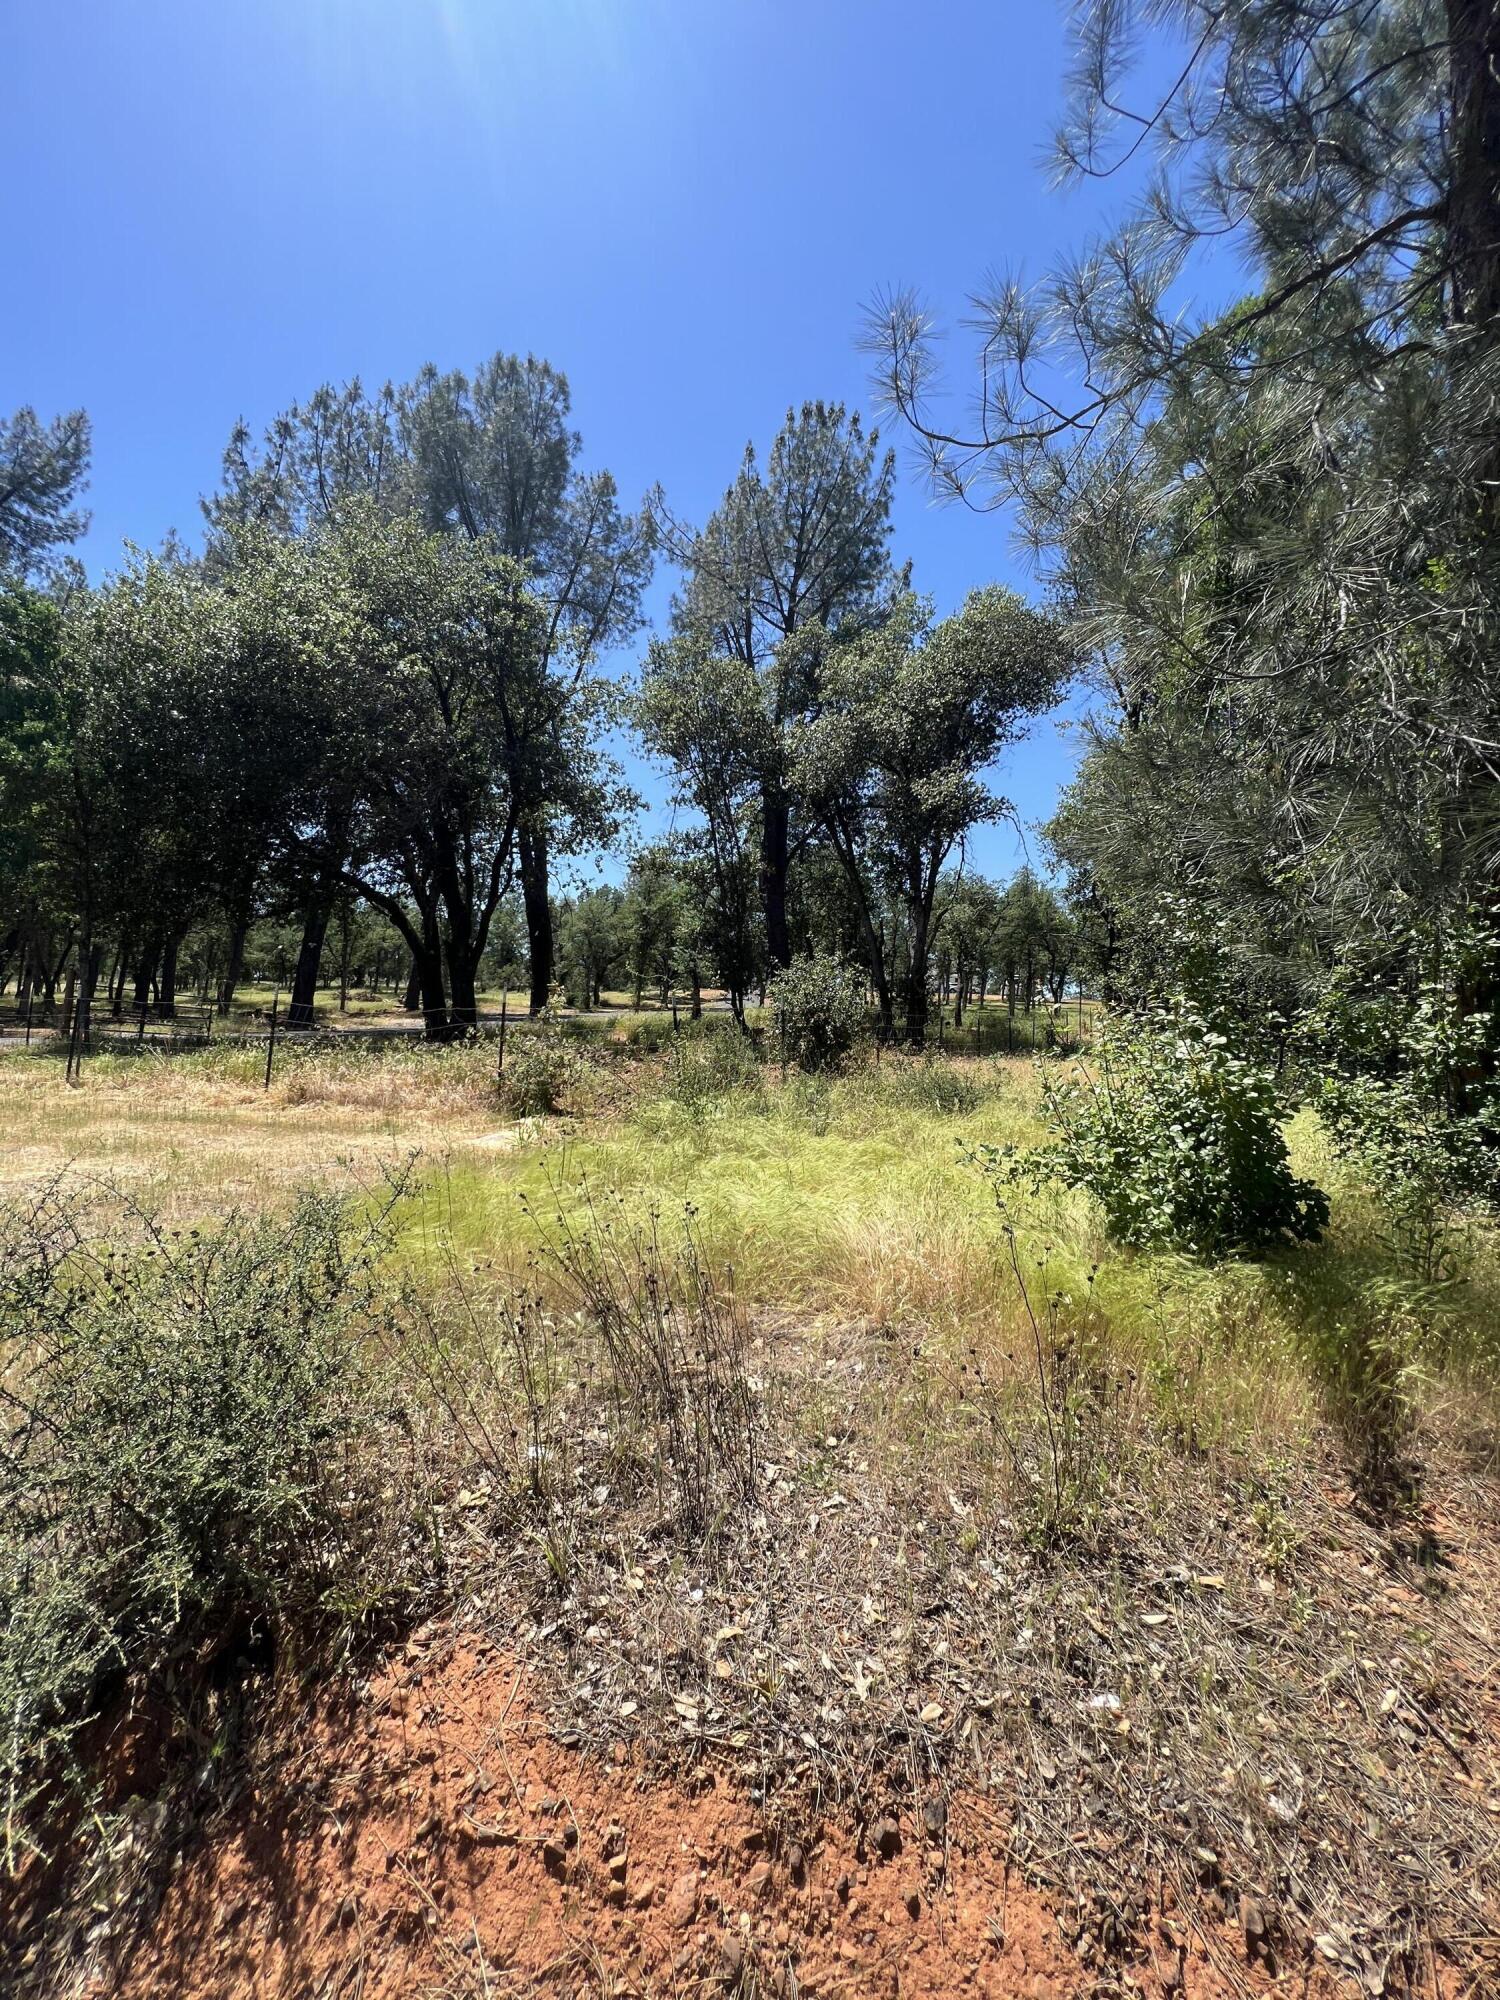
[24,1309,1493,2000]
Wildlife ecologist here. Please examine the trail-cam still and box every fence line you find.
[14,990,1097,1089]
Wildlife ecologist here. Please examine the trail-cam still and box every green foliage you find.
[862,1053,985,1118]
[0,404,90,577]
[664,1020,764,1111]
[0,1179,416,1854]
[500,1024,581,1116]
[557,884,625,1008]
[999,1003,1328,1257]
[1296,1280,1426,1510]
[877,7,1500,1061]
[640,401,897,979]
[796,588,1069,1039]
[1313,925,1500,1281]
[766,952,866,1073]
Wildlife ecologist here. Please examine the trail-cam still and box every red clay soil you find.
[105,1632,1328,2000]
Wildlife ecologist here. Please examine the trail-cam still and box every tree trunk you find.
[524,824,560,1016]
[287,892,332,1030]
[219,903,251,1014]
[905,904,930,1047]
[157,933,181,1019]
[760,796,791,971]
[337,903,352,1013]
[1444,5,1500,1117]
[133,938,160,1019]
[416,903,448,1038]
[1447,1,1500,333]
[519,822,552,1015]
[444,928,479,1035]
[110,942,130,1018]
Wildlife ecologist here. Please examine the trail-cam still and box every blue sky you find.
[6,1,1186,884]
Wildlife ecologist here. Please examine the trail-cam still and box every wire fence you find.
[11,985,1097,1090]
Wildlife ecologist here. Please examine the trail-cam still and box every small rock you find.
[541,1838,569,1878]
[920,1796,946,1839]
[787,1843,807,1883]
[746,1860,774,1899]
[719,1935,746,1981]
[903,1886,921,1920]
[871,1818,902,1862]
[1240,1893,1265,1940]
[631,1878,657,1910]
[665,1867,700,1929]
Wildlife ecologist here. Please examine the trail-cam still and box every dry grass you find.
[423,1289,1500,1998]
[0,1044,506,1212]
[7,1033,1500,1994]
[10,1040,1500,1457]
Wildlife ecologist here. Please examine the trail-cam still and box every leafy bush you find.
[1313,935,1500,1281]
[766,952,865,1073]
[1001,1002,1328,1256]
[0,1179,417,1852]
[499,1025,580,1116]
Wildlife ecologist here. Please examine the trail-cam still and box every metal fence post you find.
[23,990,33,1046]
[498,986,508,1082]
[264,988,280,1091]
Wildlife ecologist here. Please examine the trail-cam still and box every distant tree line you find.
[0,379,1075,1045]
[553,854,1081,1023]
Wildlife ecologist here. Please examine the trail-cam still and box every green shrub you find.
[0,1179,417,1855]
[1313,938,1500,1281]
[999,1001,1328,1256]
[766,953,865,1073]
[500,1025,580,1116]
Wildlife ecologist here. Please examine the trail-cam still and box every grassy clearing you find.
[4,1034,1499,1993]
[7,1036,1500,1460]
